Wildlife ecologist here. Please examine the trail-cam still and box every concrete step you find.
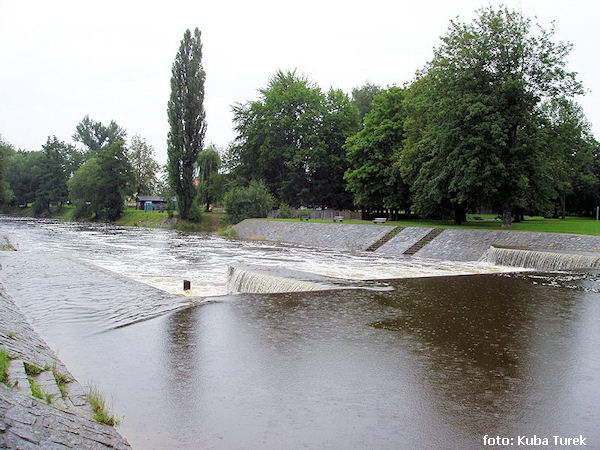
[65,381,95,419]
[366,226,404,252]
[403,228,444,255]
[7,359,30,396]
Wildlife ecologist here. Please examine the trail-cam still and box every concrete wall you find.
[415,228,600,261]
[234,220,391,252]
[234,219,600,262]
[377,227,433,254]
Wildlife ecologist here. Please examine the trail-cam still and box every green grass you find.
[114,208,172,227]
[115,208,223,232]
[263,215,600,236]
[52,365,70,398]
[0,347,10,386]
[23,362,49,376]
[217,226,239,239]
[6,331,15,339]
[86,386,120,426]
[28,377,54,403]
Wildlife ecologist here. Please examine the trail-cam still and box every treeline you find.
[1,6,599,227]
[0,116,162,221]
[227,6,599,227]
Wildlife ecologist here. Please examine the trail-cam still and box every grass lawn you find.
[114,208,171,227]
[264,215,600,236]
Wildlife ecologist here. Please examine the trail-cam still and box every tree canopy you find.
[345,87,410,216]
[73,115,127,155]
[230,70,359,208]
[129,134,160,197]
[398,6,584,226]
[167,28,207,220]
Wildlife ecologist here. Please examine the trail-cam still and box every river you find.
[1,217,599,449]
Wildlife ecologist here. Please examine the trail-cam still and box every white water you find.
[226,266,334,294]
[485,246,600,271]
[0,217,522,328]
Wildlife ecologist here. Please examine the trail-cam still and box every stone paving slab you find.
[35,371,68,411]
[7,360,29,396]
[0,384,130,449]
[0,284,130,448]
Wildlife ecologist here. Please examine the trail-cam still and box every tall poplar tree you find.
[167,28,206,219]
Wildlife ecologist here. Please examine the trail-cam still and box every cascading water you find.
[227,265,340,294]
[485,245,600,271]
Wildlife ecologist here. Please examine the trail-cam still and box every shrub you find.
[223,180,274,224]
[187,197,203,223]
[278,202,293,219]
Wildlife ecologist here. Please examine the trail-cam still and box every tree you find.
[33,136,74,215]
[223,180,275,224]
[68,141,132,221]
[351,82,384,125]
[0,135,14,206]
[5,150,45,207]
[345,87,410,218]
[68,158,101,218]
[128,134,160,197]
[196,145,222,210]
[400,6,583,227]
[231,70,358,208]
[167,28,207,220]
[310,88,359,209]
[540,98,598,219]
[73,115,127,155]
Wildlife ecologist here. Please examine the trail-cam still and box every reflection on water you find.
[0,217,599,449]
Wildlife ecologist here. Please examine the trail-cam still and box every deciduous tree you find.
[73,115,127,155]
[345,87,410,217]
[128,134,160,197]
[231,70,358,208]
[401,6,583,227]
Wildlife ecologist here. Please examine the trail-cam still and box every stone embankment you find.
[0,284,130,449]
[234,219,600,261]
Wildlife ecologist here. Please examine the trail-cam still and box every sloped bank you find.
[0,285,130,449]
[233,219,600,264]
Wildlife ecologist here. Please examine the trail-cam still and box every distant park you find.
[1,5,598,236]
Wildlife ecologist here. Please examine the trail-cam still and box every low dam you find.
[1,216,599,448]
[234,219,600,270]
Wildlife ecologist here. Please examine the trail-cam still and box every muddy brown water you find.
[1,217,599,449]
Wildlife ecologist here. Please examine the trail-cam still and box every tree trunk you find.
[560,191,566,220]
[453,204,466,225]
[501,204,512,228]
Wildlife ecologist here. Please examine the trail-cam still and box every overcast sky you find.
[1,0,598,164]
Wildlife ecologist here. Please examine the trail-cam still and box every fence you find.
[268,208,363,220]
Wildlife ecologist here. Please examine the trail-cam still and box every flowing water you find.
[485,245,600,271]
[0,217,599,449]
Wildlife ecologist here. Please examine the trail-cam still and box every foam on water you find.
[485,246,600,271]
[0,217,523,328]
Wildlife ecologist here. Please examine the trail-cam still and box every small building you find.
[136,195,167,211]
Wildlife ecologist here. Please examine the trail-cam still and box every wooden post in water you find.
[183,280,191,291]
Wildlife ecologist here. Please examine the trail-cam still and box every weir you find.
[485,246,600,271]
[226,264,369,294]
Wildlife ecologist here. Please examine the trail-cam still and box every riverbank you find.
[234,219,600,262]
[0,284,130,448]
[265,214,600,235]
[2,205,224,233]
